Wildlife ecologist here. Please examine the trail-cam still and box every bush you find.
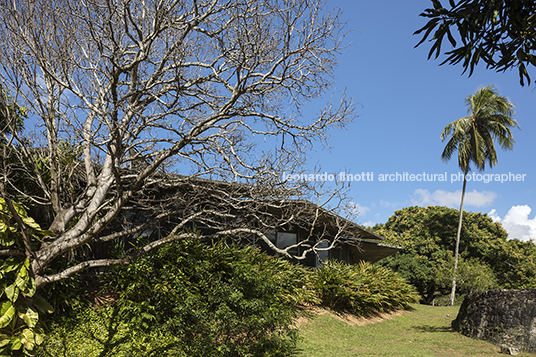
[448,258,498,295]
[39,239,316,357]
[311,260,420,315]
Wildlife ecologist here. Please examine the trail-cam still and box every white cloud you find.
[379,199,403,209]
[346,201,370,216]
[411,189,497,208]
[488,208,501,222]
[360,221,376,228]
[488,205,536,241]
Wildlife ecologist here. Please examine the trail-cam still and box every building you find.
[96,174,402,267]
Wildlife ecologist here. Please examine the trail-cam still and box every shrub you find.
[39,239,316,357]
[311,260,420,315]
[450,258,498,295]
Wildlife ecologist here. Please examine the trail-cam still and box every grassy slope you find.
[297,304,536,357]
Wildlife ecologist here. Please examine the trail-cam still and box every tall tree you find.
[441,85,518,305]
[0,0,355,288]
[415,0,536,86]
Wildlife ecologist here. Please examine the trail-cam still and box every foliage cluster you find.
[0,257,42,357]
[40,240,313,357]
[493,238,536,289]
[372,206,536,304]
[311,260,420,315]
[415,0,536,86]
[0,199,53,357]
[37,239,418,356]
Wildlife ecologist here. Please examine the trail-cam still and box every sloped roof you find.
[350,239,403,263]
[147,174,402,261]
[279,199,386,241]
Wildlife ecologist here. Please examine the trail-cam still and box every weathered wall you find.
[452,289,536,352]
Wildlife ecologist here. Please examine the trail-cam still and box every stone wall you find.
[452,289,536,353]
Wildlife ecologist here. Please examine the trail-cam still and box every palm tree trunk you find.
[448,167,468,306]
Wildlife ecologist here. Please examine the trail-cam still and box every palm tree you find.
[441,85,519,306]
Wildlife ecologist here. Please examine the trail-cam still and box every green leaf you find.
[4,284,19,303]
[20,308,38,329]
[20,329,35,351]
[18,264,27,279]
[9,336,21,350]
[0,229,15,246]
[1,258,22,273]
[0,334,10,348]
[20,216,41,231]
[14,274,29,293]
[516,48,526,61]
[34,332,43,346]
[23,277,36,297]
[0,302,15,329]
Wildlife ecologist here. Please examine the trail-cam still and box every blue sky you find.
[300,0,536,240]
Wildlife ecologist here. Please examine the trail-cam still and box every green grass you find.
[297,304,536,357]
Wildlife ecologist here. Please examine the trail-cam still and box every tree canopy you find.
[415,0,536,85]
[441,85,518,173]
[0,0,354,288]
[371,206,532,303]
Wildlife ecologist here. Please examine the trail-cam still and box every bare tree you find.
[0,0,355,288]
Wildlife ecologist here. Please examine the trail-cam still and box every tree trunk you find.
[449,167,469,306]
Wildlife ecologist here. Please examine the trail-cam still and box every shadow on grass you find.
[38,304,181,357]
[411,325,453,333]
[328,305,417,319]
[39,304,301,357]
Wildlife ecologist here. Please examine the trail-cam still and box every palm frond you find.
[442,85,519,172]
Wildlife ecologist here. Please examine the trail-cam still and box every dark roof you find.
[353,239,402,263]
[149,173,402,261]
[280,199,386,241]
[161,176,390,242]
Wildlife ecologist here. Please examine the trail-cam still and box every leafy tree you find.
[440,85,518,305]
[415,0,536,85]
[372,206,509,304]
[0,0,355,289]
[494,238,536,289]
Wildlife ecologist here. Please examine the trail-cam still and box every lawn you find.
[297,304,536,357]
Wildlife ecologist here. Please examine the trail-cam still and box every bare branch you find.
[0,0,355,288]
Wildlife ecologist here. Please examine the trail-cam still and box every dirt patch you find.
[294,307,407,328]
